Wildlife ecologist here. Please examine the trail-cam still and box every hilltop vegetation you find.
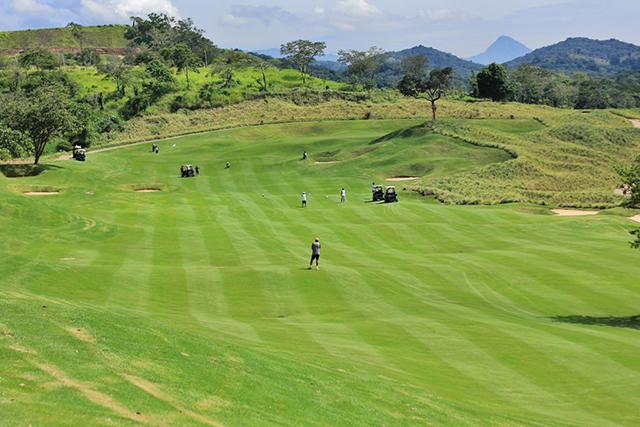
[0,25,127,53]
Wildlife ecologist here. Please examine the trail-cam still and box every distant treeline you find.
[472,63,640,109]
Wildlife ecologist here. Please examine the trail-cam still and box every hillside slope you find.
[0,25,128,54]
[506,38,640,75]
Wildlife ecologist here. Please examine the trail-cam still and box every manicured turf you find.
[1,120,639,426]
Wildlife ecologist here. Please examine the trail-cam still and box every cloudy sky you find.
[1,0,639,57]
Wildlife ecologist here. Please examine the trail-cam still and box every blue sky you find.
[1,0,639,57]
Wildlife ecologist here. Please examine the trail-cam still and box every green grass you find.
[0,25,127,51]
[2,119,640,425]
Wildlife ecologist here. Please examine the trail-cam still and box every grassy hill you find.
[0,25,128,53]
[88,97,640,208]
[2,119,640,425]
[506,37,640,75]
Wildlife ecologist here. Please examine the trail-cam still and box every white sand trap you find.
[386,177,419,182]
[314,161,341,165]
[552,209,600,217]
[135,188,161,193]
[630,215,640,223]
[630,119,640,129]
[23,191,60,196]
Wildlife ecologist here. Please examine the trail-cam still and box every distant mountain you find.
[505,37,640,75]
[310,44,483,89]
[382,45,483,88]
[468,36,531,65]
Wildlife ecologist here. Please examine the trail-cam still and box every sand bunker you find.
[23,191,60,196]
[386,177,419,182]
[134,188,161,193]
[630,215,640,223]
[551,209,600,217]
[630,119,640,129]
[314,160,341,165]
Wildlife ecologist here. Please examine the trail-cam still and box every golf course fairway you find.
[1,119,639,426]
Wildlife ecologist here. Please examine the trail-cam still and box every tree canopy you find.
[281,40,326,85]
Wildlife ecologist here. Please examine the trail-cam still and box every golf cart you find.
[384,186,398,203]
[72,145,86,162]
[372,185,384,201]
[180,164,195,178]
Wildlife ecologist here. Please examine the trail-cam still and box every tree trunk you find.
[186,67,190,90]
[431,101,437,121]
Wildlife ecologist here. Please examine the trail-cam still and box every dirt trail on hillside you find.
[551,209,600,217]
[630,120,640,129]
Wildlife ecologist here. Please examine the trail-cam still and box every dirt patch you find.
[32,361,142,422]
[551,209,600,217]
[65,327,96,345]
[134,188,162,193]
[630,215,640,223]
[23,191,60,196]
[121,374,223,427]
[314,160,341,165]
[630,119,640,129]
[386,176,419,182]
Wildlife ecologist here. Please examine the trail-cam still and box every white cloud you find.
[335,0,381,18]
[10,0,55,15]
[221,5,296,27]
[80,0,180,21]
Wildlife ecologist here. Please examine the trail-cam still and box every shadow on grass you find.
[0,164,63,178]
[551,315,640,330]
[369,125,426,145]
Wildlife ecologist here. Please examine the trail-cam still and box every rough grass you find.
[2,120,640,426]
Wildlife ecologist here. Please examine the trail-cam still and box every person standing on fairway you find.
[340,188,346,203]
[302,192,307,208]
[309,238,321,270]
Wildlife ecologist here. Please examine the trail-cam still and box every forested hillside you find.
[506,38,640,75]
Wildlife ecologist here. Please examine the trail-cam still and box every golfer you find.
[309,238,321,270]
[302,192,307,208]
[340,188,346,203]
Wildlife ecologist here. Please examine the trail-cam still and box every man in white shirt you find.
[340,188,346,203]
[302,192,307,208]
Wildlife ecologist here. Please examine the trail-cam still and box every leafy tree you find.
[67,22,84,50]
[126,13,174,47]
[402,55,428,77]
[0,85,79,164]
[398,60,453,121]
[98,61,132,97]
[338,47,385,90]
[21,70,79,97]
[144,59,176,98]
[171,43,198,89]
[280,40,326,85]
[630,229,640,250]
[255,60,273,92]
[616,155,640,207]
[210,50,252,88]
[0,125,31,160]
[125,13,216,64]
[77,49,101,66]
[18,49,61,70]
[476,63,511,101]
